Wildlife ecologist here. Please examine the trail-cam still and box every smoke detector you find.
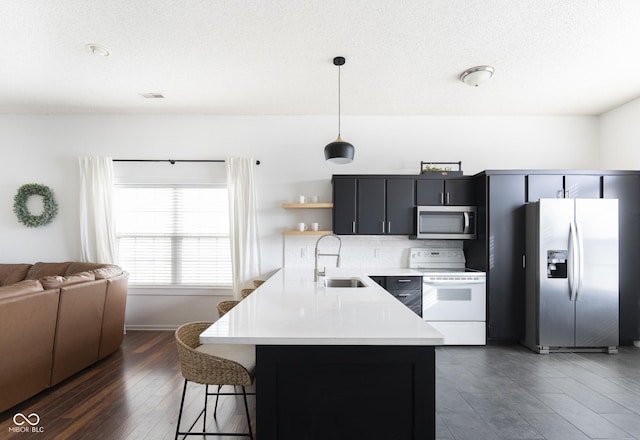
[86,43,110,57]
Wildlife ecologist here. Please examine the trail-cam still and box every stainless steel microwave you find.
[415,206,477,239]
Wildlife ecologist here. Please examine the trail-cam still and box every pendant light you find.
[324,56,355,164]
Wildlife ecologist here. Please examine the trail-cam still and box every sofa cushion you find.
[0,264,32,286]
[92,266,123,280]
[65,262,108,276]
[0,280,44,300]
[25,262,72,280]
[40,272,96,290]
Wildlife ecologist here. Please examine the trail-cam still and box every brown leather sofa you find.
[0,262,128,413]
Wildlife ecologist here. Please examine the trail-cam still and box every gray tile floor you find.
[436,344,640,440]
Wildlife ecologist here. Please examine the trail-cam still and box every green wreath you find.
[13,183,59,228]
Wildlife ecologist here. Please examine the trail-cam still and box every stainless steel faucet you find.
[314,234,342,281]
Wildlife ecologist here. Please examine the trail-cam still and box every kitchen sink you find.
[323,278,367,288]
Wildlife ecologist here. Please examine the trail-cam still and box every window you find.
[114,185,232,287]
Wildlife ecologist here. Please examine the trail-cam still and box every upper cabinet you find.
[332,175,475,236]
[332,178,357,235]
[416,178,475,206]
[332,176,415,235]
[357,178,387,234]
[526,174,600,201]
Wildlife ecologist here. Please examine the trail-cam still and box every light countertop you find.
[199,267,444,346]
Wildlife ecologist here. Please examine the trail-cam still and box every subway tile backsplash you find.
[284,235,424,269]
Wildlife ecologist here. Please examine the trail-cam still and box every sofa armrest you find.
[50,279,107,385]
[0,288,60,413]
[98,272,129,360]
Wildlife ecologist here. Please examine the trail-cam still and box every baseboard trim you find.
[125,324,180,331]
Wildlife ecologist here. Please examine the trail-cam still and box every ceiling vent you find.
[140,93,165,99]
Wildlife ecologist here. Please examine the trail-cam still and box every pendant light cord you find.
[338,63,341,137]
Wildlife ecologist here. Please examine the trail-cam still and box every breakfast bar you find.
[200,268,444,440]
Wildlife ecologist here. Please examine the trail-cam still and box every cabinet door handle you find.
[440,193,444,205]
[397,279,413,283]
[446,192,451,205]
[398,293,412,297]
[387,221,391,234]
[352,221,356,233]
[381,221,385,233]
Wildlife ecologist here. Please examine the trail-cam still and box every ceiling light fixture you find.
[460,65,495,87]
[86,43,111,57]
[324,56,355,164]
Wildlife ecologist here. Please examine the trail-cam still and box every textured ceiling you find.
[1,0,640,115]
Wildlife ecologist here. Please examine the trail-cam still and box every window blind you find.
[114,185,231,287]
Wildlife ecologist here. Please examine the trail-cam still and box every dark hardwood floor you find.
[2,331,639,439]
[0,331,255,440]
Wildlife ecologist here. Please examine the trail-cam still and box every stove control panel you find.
[409,247,466,268]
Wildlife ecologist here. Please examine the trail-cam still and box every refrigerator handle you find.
[575,221,585,300]
[569,221,578,302]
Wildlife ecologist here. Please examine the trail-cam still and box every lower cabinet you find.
[371,276,422,317]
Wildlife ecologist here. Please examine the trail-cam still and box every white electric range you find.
[410,246,486,345]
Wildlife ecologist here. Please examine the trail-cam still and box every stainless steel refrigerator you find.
[523,198,619,354]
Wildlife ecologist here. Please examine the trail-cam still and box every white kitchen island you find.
[200,268,443,440]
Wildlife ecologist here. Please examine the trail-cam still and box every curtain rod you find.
[113,159,261,165]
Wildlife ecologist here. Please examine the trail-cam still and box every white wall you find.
[600,96,640,169]
[0,114,601,328]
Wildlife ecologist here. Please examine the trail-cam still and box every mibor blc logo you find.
[10,413,44,433]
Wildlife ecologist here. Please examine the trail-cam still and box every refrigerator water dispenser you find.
[547,250,567,278]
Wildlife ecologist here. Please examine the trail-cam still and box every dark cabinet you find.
[333,176,415,235]
[603,175,640,343]
[526,174,600,201]
[369,276,386,288]
[565,175,600,198]
[371,275,422,317]
[469,170,640,344]
[484,174,526,341]
[332,178,357,235]
[385,179,416,235]
[358,179,386,234]
[416,178,475,206]
[526,175,563,201]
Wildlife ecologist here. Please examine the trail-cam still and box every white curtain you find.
[78,156,116,264]
[226,157,261,299]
